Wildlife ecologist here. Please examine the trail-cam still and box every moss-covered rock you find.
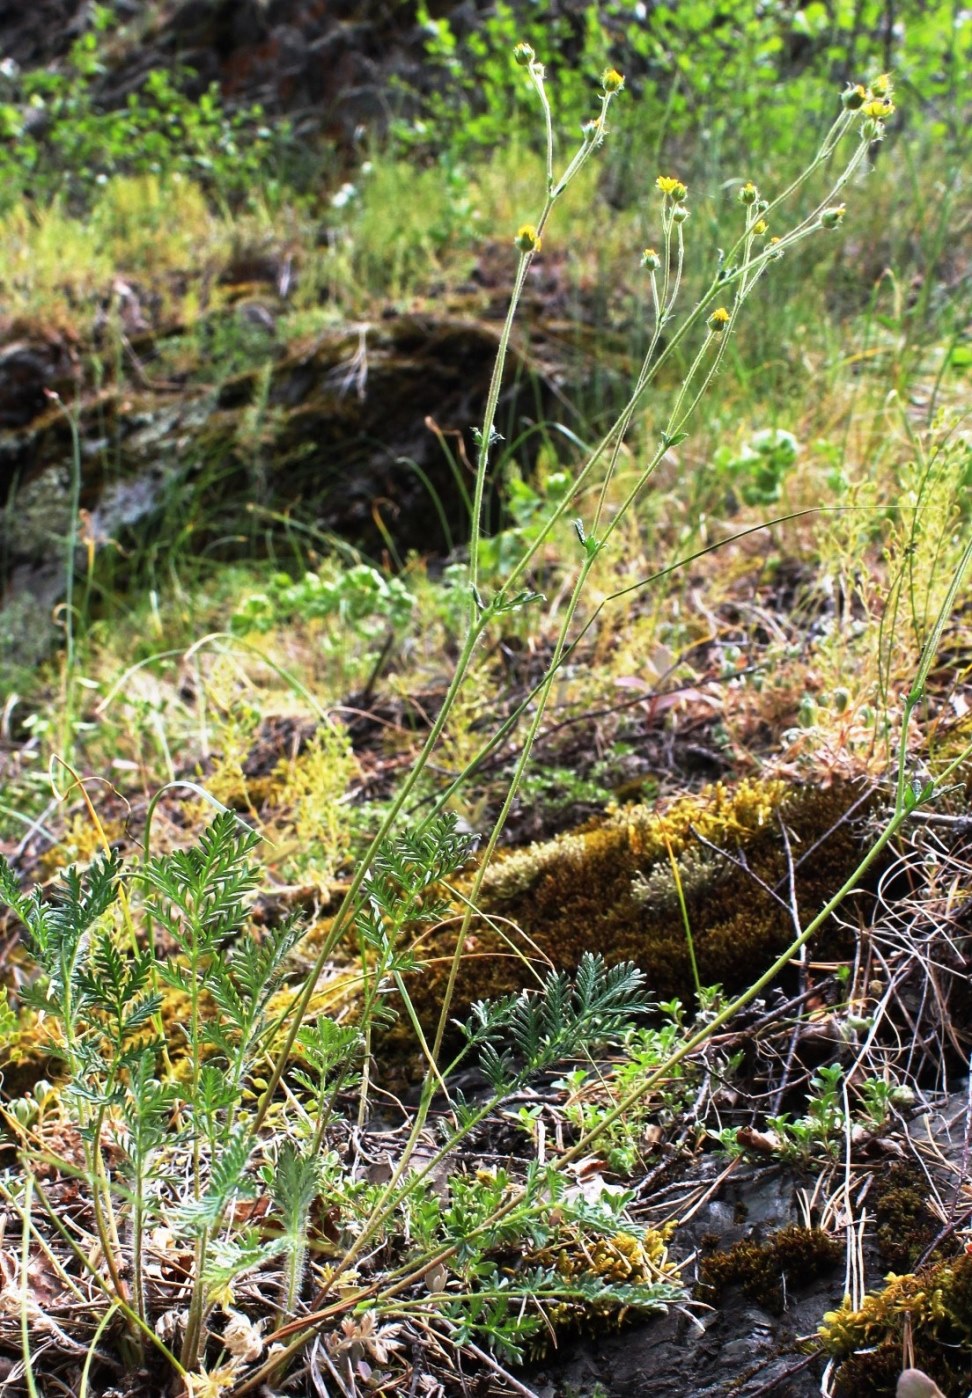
[697,1225,841,1314]
[398,775,876,1040]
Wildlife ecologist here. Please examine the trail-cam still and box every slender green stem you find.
[21,1177,41,1398]
[250,63,622,1144]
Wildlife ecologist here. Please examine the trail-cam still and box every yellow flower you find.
[185,1366,238,1398]
[601,68,625,93]
[870,72,892,97]
[842,83,867,110]
[738,181,758,205]
[752,219,768,236]
[707,307,731,332]
[862,98,894,120]
[656,175,688,201]
[514,224,541,253]
[641,248,661,270]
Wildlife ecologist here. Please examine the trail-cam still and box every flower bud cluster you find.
[843,73,896,140]
[656,175,687,202]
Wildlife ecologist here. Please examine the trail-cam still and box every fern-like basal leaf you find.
[227,912,305,1011]
[178,1126,255,1232]
[467,956,651,1085]
[354,902,388,950]
[461,993,517,1044]
[0,858,26,917]
[120,992,164,1038]
[43,854,122,969]
[205,974,248,1033]
[572,953,651,1040]
[203,1229,277,1291]
[294,1019,364,1081]
[478,1041,514,1093]
[193,1063,241,1126]
[269,1141,324,1242]
[117,1051,179,1165]
[138,813,261,949]
[154,959,197,992]
[77,936,158,1035]
[369,813,475,902]
[200,1019,236,1060]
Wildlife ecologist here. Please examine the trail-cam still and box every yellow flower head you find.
[869,73,892,98]
[514,224,541,253]
[708,307,731,332]
[641,248,661,270]
[862,98,894,120]
[752,219,768,236]
[601,68,625,93]
[739,181,758,205]
[656,175,688,201]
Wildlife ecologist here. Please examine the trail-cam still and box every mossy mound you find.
[874,1163,943,1273]
[400,775,876,1040]
[697,1225,841,1314]
[821,1255,972,1396]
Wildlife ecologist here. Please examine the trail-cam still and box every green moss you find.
[874,1163,941,1272]
[697,1226,841,1314]
[821,1255,972,1396]
[831,1342,904,1397]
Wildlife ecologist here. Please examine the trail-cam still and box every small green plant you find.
[717,1063,915,1164]
[231,563,416,642]
[714,427,800,506]
[0,7,285,212]
[0,816,684,1385]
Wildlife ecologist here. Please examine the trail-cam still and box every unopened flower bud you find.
[738,181,758,205]
[752,219,768,236]
[513,42,535,67]
[820,205,846,230]
[514,223,541,253]
[641,248,661,270]
[601,68,625,93]
[842,83,867,110]
[671,205,689,224]
[869,72,891,98]
[708,307,730,333]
